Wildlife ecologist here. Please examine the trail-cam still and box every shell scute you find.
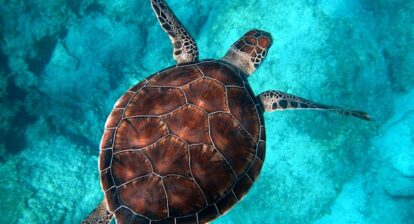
[182,77,227,113]
[163,176,206,217]
[257,140,266,161]
[197,61,244,87]
[209,113,256,177]
[100,168,115,191]
[113,117,168,152]
[216,192,238,214]
[125,87,186,116]
[152,217,175,224]
[113,207,137,224]
[233,175,253,200]
[118,174,168,220]
[148,65,203,87]
[144,135,190,177]
[162,105,210,145]
[227,87,260,142]
[99,149,112,171]
[104,187,121,212]
[198,205,220,223]
[105,108,124,128]
[189,144,236,204]
[248,158,263,182]
[129,79,148,92]
[176,215,197,224]
[100,128,115,149]
[115,91,134,109]
[111,151,152,185]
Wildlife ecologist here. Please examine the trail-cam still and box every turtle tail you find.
[81,200,113,224]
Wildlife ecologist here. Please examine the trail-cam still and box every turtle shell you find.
[99,60,266,224]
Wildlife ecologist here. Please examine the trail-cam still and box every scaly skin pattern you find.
[150,0,199,64]
[82,200,113,224]
[258,90,371,120]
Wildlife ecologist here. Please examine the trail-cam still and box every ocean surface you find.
[0,0,413,223]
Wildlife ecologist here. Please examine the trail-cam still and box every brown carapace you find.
[99,61,265,223]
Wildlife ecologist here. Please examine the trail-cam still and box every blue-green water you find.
[0,0,413,223]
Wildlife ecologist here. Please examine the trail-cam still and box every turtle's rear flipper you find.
[82,200,113,224]
[258,90,371,121]
[150,0,199,64]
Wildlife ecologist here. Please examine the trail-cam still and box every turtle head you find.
[222,29,273,76]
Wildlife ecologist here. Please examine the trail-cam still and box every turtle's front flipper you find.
[150,0,199,64]
[81,200,113,224]
[258,90,370,121]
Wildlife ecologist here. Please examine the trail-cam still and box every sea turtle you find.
[83,0,370,223]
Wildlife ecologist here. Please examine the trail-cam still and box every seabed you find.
[0,0,413,223]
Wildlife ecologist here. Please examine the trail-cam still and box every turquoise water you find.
[0,0,413,223]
